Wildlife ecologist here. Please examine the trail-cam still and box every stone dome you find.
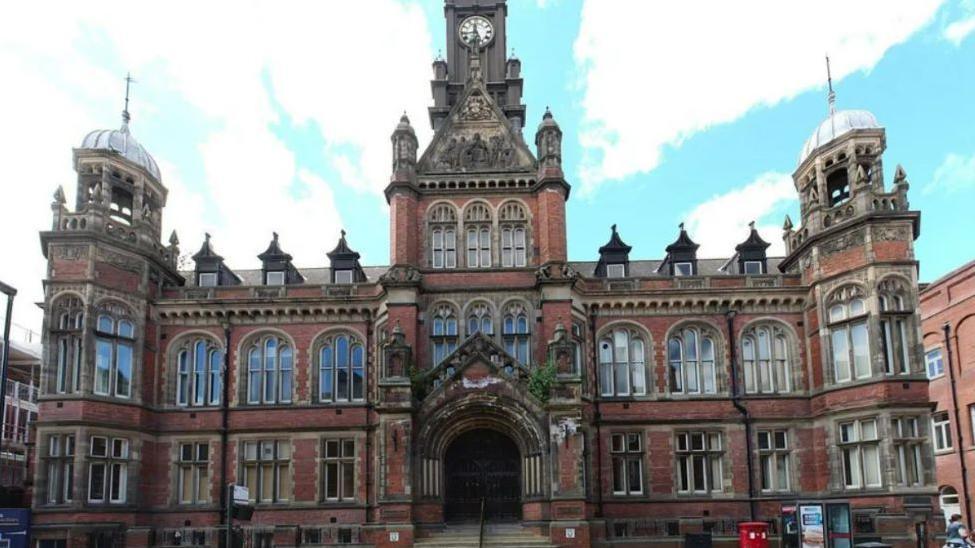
[80,120,160,180]
[798,109,881,166]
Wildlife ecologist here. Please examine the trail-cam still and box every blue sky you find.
[1,0,974,331]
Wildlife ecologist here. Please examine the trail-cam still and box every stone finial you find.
[53,185,66,206]
[783,215,794,231]
[169,230,179,246]
[855,164,869,186]
[894,164,908,185]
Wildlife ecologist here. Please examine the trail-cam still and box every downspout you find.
[943,322,972,525]
[364,311,373,515]
[219,322,232,527]
[726,309,756,521]
[588,305,603,519]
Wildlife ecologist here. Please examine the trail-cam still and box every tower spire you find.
[122,72,136,126]
[825,55,836,116]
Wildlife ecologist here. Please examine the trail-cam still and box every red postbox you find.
[739,522,769,548]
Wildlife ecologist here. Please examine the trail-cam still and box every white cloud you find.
[925,152,975,194]
[0,1,434,330]
[944,17,975,44]
[573,0,944,194]
[685,172,796,257]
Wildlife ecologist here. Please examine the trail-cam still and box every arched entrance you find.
[444,429,521,522]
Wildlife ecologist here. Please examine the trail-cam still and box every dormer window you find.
[198,273,218,287]
[674,262,693,277]
[334,270,353,285]
[743,261,764,275]
[265,271,285,286]
[606,264,625,278]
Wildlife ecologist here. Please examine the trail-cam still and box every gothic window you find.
[610,433,644,496]
[45,434,74,504]
[322,438,356,502]
[177,442,210,504]
[741,324,792,394]
[241,440,291,503]
[668,326,718,395]
[827,168,850,206]
[838,419,881,489]
[318,333,365,403]
[246,335,293,405]
[93,303,135,399]
[464,302,492,336]
[503,303,531,365]
[88,436,129,504]
[598,328,647,397]
[429,204,457,269]
[51,296,83,394]
[878,278,913,375]
[758,430,791,492]
[175,338,223,407]
[109,186,134,225]
[464,202,492,268]
[572,323,585,378]
[827,286,870,383]
[499,202,528,267]
[676,431,723,494]
[431,305,459,366]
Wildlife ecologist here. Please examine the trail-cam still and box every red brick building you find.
[32,1,941,547]
[919,259,975,528]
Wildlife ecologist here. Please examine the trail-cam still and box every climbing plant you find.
[528,360,557,403]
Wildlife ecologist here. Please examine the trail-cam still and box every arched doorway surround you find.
[415,393,548,522]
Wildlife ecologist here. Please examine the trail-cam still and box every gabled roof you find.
[416,71,536,176]
[192,233,221,261]
[665,224,699,254]
[735,223,771,253]
[258,232,292,262]
[326,230,360,261]
[599,224,632,254]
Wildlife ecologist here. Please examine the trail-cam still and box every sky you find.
[1,0,974,333]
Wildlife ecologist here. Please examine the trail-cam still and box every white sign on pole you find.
[233,485,249,503]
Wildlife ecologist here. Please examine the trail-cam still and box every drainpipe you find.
[219,322,232,528]
[364,310,373,514]
[943,322,972,526]
[588,306,603,520]
[726,309,756,521]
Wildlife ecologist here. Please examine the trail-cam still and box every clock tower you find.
[430,0,526,131]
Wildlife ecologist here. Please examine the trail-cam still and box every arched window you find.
[503,303,531,365]
[598,328,647,397]
[826,168,850,206]
[741,324,791,394]
[318,334,365,403]
[499,202,528,268]
[431,305,459,366]
[429,204,457,269]
[246,335,293,405]
[51,296,84,394]
[668,326,718,395]
[93,303,135,398]
[878,278,913,375]
[466,303,493,336]
[464,203,492,268]
[827,286,870,383]
[175,338,223,407]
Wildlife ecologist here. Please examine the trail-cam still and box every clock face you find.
[459,16,494,48]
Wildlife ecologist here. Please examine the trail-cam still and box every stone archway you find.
[443,429,521,522]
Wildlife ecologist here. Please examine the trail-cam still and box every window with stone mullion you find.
[246,337,293,405]
[503,309,531,366]
[45,434,74,504]
[828,296,871,383]
[879,293,912,375]
[741,325,791,394]
[176,340,223,407]
[52,299,83,394]
[599,329,646,397]
[501,226,527,267]
[432,307,459,366]
[319,335,365,403]
[93,309,135,399]
[668,328,717,395]
[466,225,491,268]
[891,417,924,486]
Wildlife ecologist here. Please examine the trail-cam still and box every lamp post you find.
[0,281,17,487]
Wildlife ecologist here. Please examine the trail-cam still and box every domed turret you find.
[798,109,881,166]
[80,115,160,181]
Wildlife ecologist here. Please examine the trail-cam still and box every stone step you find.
[415,524,556,548]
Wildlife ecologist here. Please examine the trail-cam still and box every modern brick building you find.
[919,259,975,528]
[32,1,942,546]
